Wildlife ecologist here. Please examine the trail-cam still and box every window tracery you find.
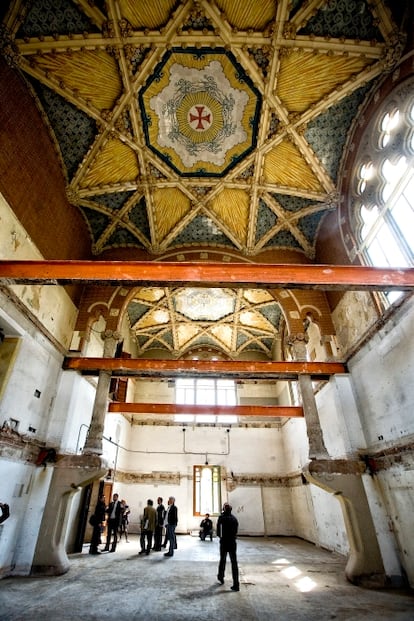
[350,78,414,304]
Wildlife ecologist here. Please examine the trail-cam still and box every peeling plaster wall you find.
[0,193,78,349]
[310,485,349,554]
[311,295,414,585]
[103,414,347,556]
[102,412,125,473]
[131,378,173,404]
[346,295,414,586]
[0,295,65,443]
[262,486,294,535]
[362,474,402,584]
[238,381,283,404]
[316,375,367,458]
[103,419,307,536]
[348,295,414,445]
[291,485,318,544]
[228,486,264,535]
[0,460,53,577]
[373,468,414,587]
[0,292,96,578]
[281,412,349,553]
[331,291,378,357]
[46,372,96,453]
[281,418,309,470]
[119,425,285,475]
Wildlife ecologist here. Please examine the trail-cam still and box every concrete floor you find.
[0,535,413,621]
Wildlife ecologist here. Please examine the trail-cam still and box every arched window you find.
[193,465,221,516]
[350,78,414,304]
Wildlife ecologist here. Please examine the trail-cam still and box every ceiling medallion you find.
[139,48,262,177]
[175,288,235,321]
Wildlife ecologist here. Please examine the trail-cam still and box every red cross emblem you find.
[188,105,212,131]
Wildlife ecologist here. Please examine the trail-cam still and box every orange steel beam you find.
[63,358,346,379]
[108,402,303,417]
[1,260,414,290]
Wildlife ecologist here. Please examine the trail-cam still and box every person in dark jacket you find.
[139,498,157,555]
[0,502,10,524]
[89,494,106,555]
[164,496,178,557]
[216,503,239,591]
[104,493,123,552]
[119,499,130,542]
[199,513,213,541]
[153,496,166,551]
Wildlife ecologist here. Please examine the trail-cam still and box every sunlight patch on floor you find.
[272,557,318,592]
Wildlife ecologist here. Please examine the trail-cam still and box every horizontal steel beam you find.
[63,358,346,379]
[108,402,304,417]
[1,260,414,290]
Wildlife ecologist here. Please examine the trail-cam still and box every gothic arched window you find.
[350,78,414,304]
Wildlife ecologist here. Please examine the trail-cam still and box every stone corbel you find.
[31,454,108,576]
[304,459,386,588]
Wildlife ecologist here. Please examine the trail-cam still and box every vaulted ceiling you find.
[0,0,402,358]
[127,286,282,358]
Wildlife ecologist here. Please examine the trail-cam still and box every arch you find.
[73,249,337,361]
[339,52,414,273]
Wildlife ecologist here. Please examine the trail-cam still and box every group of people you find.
[139,496,178,557]
[89,493,130,555]
[89,494,178,558]
[89,494,240,591]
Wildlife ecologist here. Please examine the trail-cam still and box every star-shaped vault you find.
[2,0,397,258]
[0,0,402,358]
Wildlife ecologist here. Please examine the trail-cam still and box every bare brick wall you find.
[0,58,91,261]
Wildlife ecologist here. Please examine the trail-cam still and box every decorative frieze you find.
[226,472,304,489]
[114,468,304,488]
[115,470,180,485]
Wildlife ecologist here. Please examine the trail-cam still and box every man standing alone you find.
[216,503,240,591]
[164,496,178,557]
